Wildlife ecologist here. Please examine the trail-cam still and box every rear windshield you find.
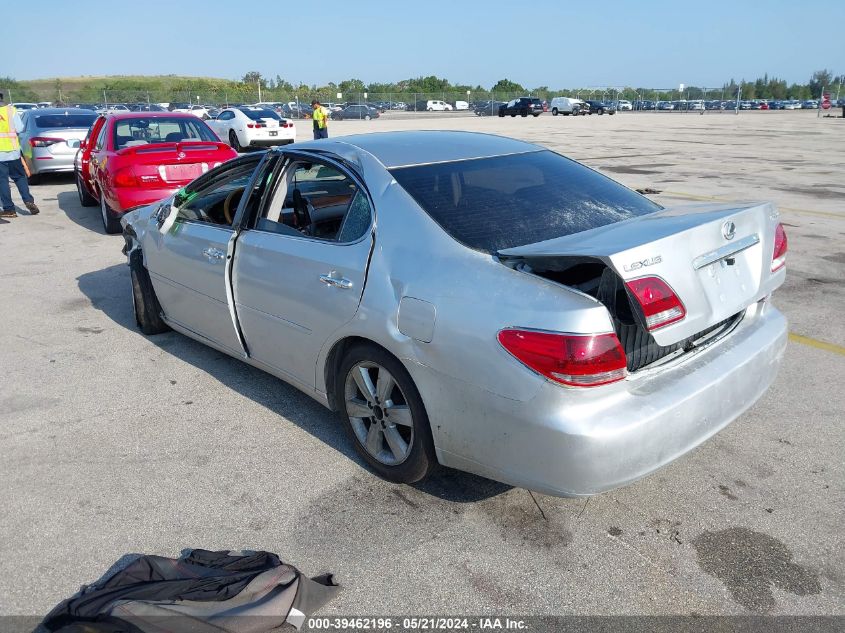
[240,109,280,120]
[390,150,662,253]
[112,117,217,149]
[34,113,97,128]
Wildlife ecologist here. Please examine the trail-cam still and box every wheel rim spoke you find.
[365,422,383,455]
[383,425,409,460]
[385,404,412,427]
[346,398,371,419]
[376,369,395,404]
[353,366,377,403]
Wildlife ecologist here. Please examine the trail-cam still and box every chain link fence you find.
[2,85,816,117]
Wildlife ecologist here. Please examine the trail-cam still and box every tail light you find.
[626,276,686,330]
[247,122,266,128]
[497,329,627,387]
[771,223,787,272]
[30,136,64,147]
[113,167,138,188]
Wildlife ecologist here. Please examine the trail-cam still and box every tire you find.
[365,115,371,120]
[76,171,97,207]
[129,252,170,335]
[599,109,604,115]
[533,113,540,117]
[337,343,437,484]
[552,108,558,116]
[510,113,516,117]
[100,194,122,234]
[498,110,504,117]
[228,130,243,153]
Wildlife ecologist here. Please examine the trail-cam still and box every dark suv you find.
[583,100,616,115]
[497,97,544,117]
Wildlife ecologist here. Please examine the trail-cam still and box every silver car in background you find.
[19,108,98,184]
[121,131,788,496]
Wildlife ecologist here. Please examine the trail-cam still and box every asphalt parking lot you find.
[1,111,843,620]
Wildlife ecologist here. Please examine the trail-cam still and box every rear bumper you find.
[111,188,177,214]
[28,153,75,175]
[419,301,787,496]
[248,138,296,147]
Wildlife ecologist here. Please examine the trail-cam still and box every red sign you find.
[821,97,831,110]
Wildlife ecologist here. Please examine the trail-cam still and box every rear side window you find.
[35,114,97,128]
[390,150,661,253]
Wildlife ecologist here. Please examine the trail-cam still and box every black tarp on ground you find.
[39,549,339,633]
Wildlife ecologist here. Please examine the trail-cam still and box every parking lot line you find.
[661,191,843,220]
[789,332,845,355]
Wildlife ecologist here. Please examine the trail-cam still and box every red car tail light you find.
[30,136,64,147]
[771,223,787,272]
[626,276,686,330]
[113,167,138,188]
[497,329,627,387]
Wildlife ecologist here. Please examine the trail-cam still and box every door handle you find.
[202,247,226,261]
[320,273,353,289]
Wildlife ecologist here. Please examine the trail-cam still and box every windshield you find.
[34,113,97,128]
[390,150,662,253]
[240,109,281,121]
[112,117,217,149]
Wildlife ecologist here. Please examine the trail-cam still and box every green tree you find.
[491,78,525,94]
[242,71,266,87]
[808,69,833,97]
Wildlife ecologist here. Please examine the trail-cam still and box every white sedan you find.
[207,106,296,152]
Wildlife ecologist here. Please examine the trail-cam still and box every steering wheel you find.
[223,188,243,225]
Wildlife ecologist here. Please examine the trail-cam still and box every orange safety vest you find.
[0,105,20,152]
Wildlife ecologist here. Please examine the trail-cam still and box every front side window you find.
[257,158,370,242]
[174,160,260,226]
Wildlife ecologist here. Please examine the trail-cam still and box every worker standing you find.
[311,99,329,140]
[0,91,39,218]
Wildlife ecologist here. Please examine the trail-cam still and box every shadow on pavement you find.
[57,189,106,234]
[77,263,509,503]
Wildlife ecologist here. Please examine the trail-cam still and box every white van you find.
[549,97,584,116]
[426,100,453,111]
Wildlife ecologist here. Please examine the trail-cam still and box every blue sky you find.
[7,0,843,88]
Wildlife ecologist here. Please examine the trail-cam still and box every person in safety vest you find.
[0,91,39,218]
[311,99,329,140]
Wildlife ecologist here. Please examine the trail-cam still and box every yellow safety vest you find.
[313,106,327,129]
[0,105,20,152]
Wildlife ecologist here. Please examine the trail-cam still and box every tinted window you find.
[240,109,281,121]
[390,150,662,253]
[34,113,97,128]
[112,117,217,149]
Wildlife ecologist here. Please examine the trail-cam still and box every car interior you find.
[172,158,371,243]
[113,119,213,150]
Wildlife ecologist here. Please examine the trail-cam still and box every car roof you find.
[107,111,202,121]
[25,107,96,115]
[291,131,542,169]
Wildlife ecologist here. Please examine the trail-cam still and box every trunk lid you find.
[116,141,233,186]
[498,201,784,347]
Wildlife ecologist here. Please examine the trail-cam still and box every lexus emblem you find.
[722,221,736,241]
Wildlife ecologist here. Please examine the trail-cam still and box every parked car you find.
[425,100,453,111]
[583,100,616,115]
[802,100,819,109]
[656,101,675,110]
[129,104,168,112]
[332,105,380,120]
[498,97,544,117]
[454,100,469,111]
[189,104,211,119]
[473,101,506,116]
[120,130,788,496]
[74,112,237,233]
[549,97,584,116]
[18,108,98,185]
[11,102,38,112]
[616,100,633,111]
[207,107,296,152]
[169,103,192,113]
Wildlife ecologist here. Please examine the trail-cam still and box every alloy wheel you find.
[344,361,414,466]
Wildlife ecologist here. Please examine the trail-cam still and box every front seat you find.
[292,189,314,234]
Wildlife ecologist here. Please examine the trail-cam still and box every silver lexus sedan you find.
[19,107,98,184]
[121,131,788,496]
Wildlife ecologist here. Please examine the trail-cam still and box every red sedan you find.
[75,112,237,233]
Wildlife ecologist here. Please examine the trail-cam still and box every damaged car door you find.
[141,155,263,356]
[231,152,374,388]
